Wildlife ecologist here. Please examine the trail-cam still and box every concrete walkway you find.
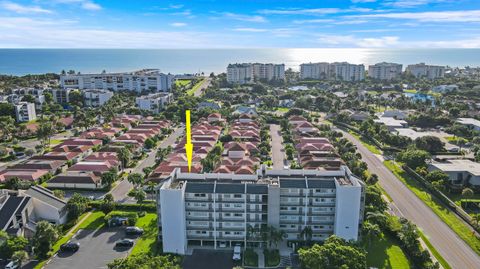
[256,248,265,268]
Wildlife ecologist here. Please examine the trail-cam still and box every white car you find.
[232,245,241,261]
[5,261,19,269]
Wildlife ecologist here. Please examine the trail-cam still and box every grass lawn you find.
[243,248,258,267]
[384,160,480,256]
[130,213,159,255]
[175,79,191,87]
[49,139,63,146]
[347,130,382,155]
[365,233,410,269]
[275,107,290,112]
[186,78,206,96]
[403,89,417,94]
[264,249,280,267]
[74,211,105,232]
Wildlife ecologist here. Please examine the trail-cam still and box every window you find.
[234,194,242,198]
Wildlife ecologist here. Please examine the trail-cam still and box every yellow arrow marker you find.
[185,110,193,172]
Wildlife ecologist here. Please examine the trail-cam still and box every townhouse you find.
[428,159,480,187]
[157,166,365,254]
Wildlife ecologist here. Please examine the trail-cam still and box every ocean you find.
[0,48,479,76]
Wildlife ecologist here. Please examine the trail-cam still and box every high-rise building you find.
[14,102,36,122]
[368,62,403,80]
[406,63,445,79]
[60,69,174,93]
[83,89,114,107]
[50,88,72,104]
[136,92,173,113]
[157,167,365,254]
[300,62,365,81]
[227,63,285,84]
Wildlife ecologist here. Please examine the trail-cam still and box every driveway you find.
[270,124,285,170]
[45,227,133,269]
[183,249,235,269]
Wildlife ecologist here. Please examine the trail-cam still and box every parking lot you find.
[182,249,237,269]
[46,227,135,269]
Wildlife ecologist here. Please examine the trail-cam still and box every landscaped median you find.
[384,160,480,256]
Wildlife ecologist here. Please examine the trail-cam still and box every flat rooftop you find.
[430,159,480,176]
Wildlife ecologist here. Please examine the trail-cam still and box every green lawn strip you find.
[275,107,290,112]
[384,160,480,256]
[347,130,382,155]
[186,78,206,96]
[130,213,159,255]
[418,230,452,269]
[364,233,410,269]
[175,79,191,87]
[49,139,63,146]
[243,248,258,267]
[73,211,106,232]
[403,89,418,94]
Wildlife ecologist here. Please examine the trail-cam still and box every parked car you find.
[60,242,80,252]
[4,260,19,269]
[115,239,134,248]
[232,245,241,261]
[125,226,144,236]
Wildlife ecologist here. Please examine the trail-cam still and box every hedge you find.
[89,201,156,212]
[104,211,138,226]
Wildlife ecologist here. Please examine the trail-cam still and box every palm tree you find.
[361,222,381,247]
[366,211,388,229]
[12,250,28,267]
[300,226,313,245]
[117,148,131,170]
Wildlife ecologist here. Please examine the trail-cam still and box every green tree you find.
[298,235,367,269]
[53,190,65,199]
[396,149,431,169]
[101,169,118,188]
[0,116,15,141]
[361,221,381,247]
[107,253,180,269]
[134,189,146,203]
[0,234,28,259]
[11,250,28,267]
[300,226,313,244]
[462,188,474,198]
[0,103,15,118]
[21,94,35,103]
[144,138,156,149]
[33,221,59,258]
[101,193,115,214]
[66,193,89,221]
[414,136,445,153]
[127,173,144,187]
[36,119,55,149]
[117,148,131,169]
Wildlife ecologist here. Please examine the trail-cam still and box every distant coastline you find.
[1,48,479,76]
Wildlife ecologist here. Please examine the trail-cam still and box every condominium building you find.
[227,63,285,84]
[368,62,403,80]
[60,69,175,93]
[50,88,72,104]
[157,166,365,254]
[300,62,365,81]
[14,102,36,122]
[406,63,445,79]
[83,89,114,107]
[135,92,173,113]
[11,88,46,110]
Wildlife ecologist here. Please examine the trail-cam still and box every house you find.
[0,191,34,237]
[47,171,103,189]
[279,99,294,108]
[233,106,258,116]
[68,160,119,174]
[380,110,408,120]
[432,84,458,93]
[0,169,50,183]
[374,117,408,131]
[456,118,480,131]
[198,101,221,110]
[207,113,224,123]
[428,160,480,186]
[238,114,254,123]
[289,115,308,126]
[31,151,82,162]
[294,121,319,134]
[10,159,66,174]
[350,111,370,122]
[21,186,68,224]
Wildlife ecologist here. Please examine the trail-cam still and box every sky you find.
[0,0,480,48]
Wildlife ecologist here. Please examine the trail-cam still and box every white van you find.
[232,245,241,261]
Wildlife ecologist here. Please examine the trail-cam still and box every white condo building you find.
[14,102,36,122]
[60,69,175,93]
[227,63,285,84]
[406,63,445,79]
[135,92,173,113]
[83,89,114,107]
[368,62,403,80]
[50,88,73,104]
[157,167,365,255]
[300,62,365,81]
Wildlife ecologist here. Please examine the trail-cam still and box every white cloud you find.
[292,19,334,24]
[350,10,480,22]
[317,34,399,47]
[384,0,451,8]
[170,22,187,27]
[1,1,52,14]
[233,28,267,32]
[53,0,102,11]
[169,4,184,9]
[218,12,267,23]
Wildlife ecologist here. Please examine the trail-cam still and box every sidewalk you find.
[256,248,264,268]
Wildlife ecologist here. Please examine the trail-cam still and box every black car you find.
[125,226,144,236]
[115,239,134,248]
[60,242,80,252]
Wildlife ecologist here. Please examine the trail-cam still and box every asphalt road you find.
[109,127,184,203]
[45,227,133,269]
[193,77,212,97]
[270,124,285,170]
[339,129,480,269]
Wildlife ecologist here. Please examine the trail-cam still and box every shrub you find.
[104,211,138,226]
